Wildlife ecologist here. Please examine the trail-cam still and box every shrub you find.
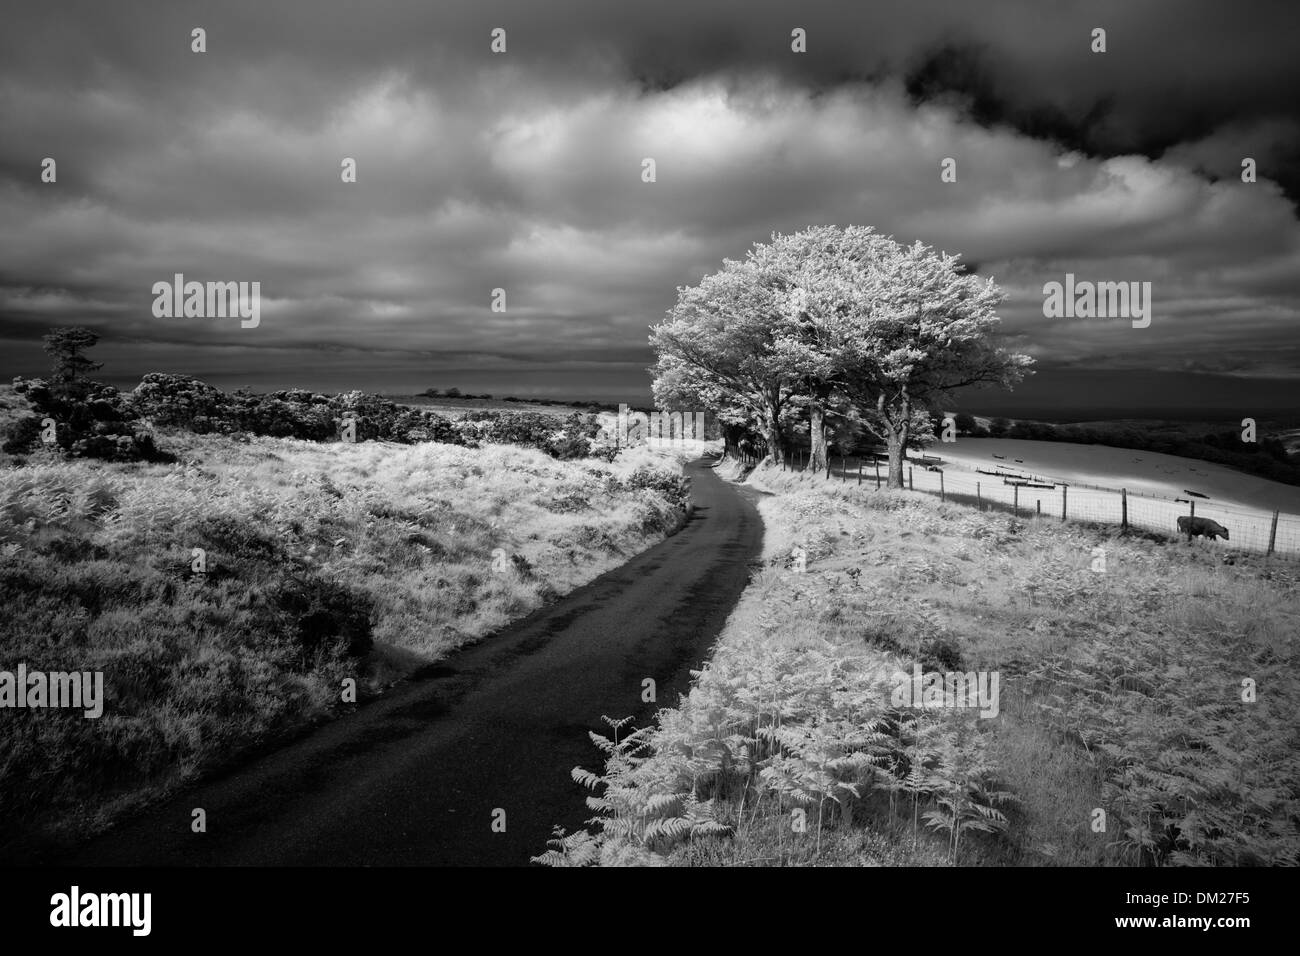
[130,373,236,432]
[920,635,963,671]
[234,391,337,441]
[457,410,603,459]
[10,376,168,462]
[2,415,44,454]
[271,573,375,664]
[624,465,691,509]
[109,373,620,460]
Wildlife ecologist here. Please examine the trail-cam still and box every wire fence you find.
[737,443,1300,560]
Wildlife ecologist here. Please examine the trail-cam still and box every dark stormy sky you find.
[2,0,1298,416]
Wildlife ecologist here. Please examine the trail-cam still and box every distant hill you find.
[394,392,644,418]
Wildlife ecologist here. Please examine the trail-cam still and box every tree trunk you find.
[808,401,828,474]
[886,432,905,489]
[885,417,910,490]
[882,391,912,490]
[758,415,783,464]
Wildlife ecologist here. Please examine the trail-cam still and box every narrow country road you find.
[49,457,763,867]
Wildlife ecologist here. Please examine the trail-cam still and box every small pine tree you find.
[43,327,103,385]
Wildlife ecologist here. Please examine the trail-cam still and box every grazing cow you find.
[1177,515,1230,541]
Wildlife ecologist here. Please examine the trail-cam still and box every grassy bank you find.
[540,461,1300,867]
[0,430,696,853]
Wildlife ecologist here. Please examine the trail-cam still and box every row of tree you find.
[649,225,1033,487]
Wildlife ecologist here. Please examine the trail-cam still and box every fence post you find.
[1036,499,1041,517]
[1268,511,1279,555]
[826,456,831,480]
[1190,499,1196,519]
[1121,488,1128,530]
[976,481,981,510]
[857,459,862,485]
[1013,484,1019,517]
[939,471,945,502]
[908,466,914,490]
[1061,485,1067,522]
[841,455,846,482]
[875,458,880,489]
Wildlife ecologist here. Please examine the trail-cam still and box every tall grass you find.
[0,431,693,852]
[540,462,1300,867]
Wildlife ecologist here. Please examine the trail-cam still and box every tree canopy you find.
[42,326,103,386]
[650,225,1033,487]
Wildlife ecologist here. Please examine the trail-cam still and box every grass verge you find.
[538,460,1300,867]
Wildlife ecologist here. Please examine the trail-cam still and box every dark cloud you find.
[1,0,1297,407]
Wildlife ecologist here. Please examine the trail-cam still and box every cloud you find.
[1,0,1297,404]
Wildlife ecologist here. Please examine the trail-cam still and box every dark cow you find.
[1177,515,1230,541]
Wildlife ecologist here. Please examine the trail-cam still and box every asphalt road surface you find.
[52,456,763,866]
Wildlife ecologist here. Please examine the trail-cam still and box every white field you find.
[885,438,1300,557]
[934,438,1300,513]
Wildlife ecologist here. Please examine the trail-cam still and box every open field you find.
[0,429,695,851]
[808,438,1300,556]
[934,438,1300,513]
[540,460,1300,868]
[885,439,1300,557]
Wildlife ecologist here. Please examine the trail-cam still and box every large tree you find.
[652,228,883,468]
[651,226,1031,484]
